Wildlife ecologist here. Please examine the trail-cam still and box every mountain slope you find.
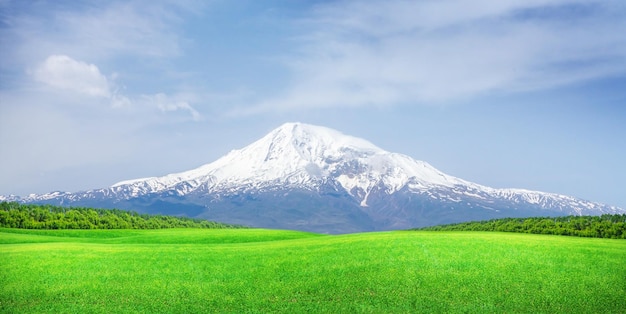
[2,122,624,233]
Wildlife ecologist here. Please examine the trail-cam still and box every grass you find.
[1,228,625,313]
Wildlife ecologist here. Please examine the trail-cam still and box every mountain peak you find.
[267,122,383,157]
[110,122,468,200]
[206,122,384,185]
[110,123,383,191]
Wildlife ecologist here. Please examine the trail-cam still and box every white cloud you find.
[143,93,202,121]
[30,54,200,120]
[33,55,111,97]
[243,0,626,113]
[109,91,132,108]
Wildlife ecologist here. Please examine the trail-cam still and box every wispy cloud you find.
[143,93,202,121]
[1,1,192,67]
[240,0,626,113]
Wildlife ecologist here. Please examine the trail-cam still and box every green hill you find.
[1,228,625,313]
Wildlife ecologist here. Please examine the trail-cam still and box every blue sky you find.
[1,0,625,208]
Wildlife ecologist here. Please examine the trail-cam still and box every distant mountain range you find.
[2,122,624,233]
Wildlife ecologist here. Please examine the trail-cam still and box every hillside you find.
[1,229,625,313]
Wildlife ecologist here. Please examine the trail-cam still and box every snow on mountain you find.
[112,122,381,189]
[109,123,470,199]
[3,122,624,232]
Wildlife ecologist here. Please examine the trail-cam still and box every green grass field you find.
[1,228,625,313]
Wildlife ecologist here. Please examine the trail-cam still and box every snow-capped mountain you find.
[3,122,624,233]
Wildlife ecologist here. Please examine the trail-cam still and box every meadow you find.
[1,228,625,313]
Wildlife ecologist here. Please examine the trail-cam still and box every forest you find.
[417,214,626,239]
[0,202,244,229]
[2,201,625,238]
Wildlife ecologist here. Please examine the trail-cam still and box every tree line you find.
[416,214,626,239]
[0,202,245,230]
